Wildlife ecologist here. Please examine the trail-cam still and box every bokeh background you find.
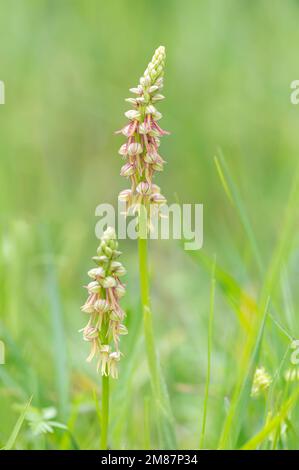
[1,0,299,449]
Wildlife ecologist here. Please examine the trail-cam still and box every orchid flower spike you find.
[80,227,127,379]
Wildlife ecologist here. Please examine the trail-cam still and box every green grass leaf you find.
[241,385,299,449]
[2,396,32,450]
[214,150,263,277]
[218,301,269,449]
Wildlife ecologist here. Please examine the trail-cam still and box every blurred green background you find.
[1,0,299,449]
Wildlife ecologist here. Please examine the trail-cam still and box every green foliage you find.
[1,0,299,450]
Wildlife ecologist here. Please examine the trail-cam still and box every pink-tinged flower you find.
[118,189,133,203]
[150,193,167,205]
[82,325,99,342]
[94,298,110,313]
[120,162,136,177]
[136,181,151,195]
[127,143,143,155]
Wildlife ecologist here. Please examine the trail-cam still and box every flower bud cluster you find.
[80,227,127,379]
[117,46,169,218]
[251,366,272,397]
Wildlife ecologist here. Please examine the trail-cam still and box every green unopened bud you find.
[103,246,113,257]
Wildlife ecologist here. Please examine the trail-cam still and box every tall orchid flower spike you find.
[116,47,177,448]
[117,46,169,222]
[80,227,127,379]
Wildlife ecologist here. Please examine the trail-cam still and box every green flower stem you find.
[100,374,109,450]
[138,236,160,396]
[100,291,110,450]
[138,235,177,449]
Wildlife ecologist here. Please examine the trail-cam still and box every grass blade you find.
[218,300,269,449]
[241,385,299,449]
[214,150,263,276]
[2,396,32,450]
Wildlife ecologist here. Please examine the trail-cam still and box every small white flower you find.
[129,86,142,94]
[118,143,128,155]
[145,104,157,115]
[118,189,132,202]
[125,97,138,105]
[148,85,159,94]
[125,109,141,120]
[87,281,101,294]
[97,345,110,376]
[87,267,105,280]
[110,261,126,276]
[94,299,110,313]
[152,94,165,102]
[108,351,121,379]
[115,283,126,298]
[101,276,117,288]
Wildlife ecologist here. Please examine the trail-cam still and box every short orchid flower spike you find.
[80,227,127,379]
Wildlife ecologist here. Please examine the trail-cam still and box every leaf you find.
[218,302,269,449]
[214,150,263,276]
[241,385,299,449]
[2,396,32,450]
